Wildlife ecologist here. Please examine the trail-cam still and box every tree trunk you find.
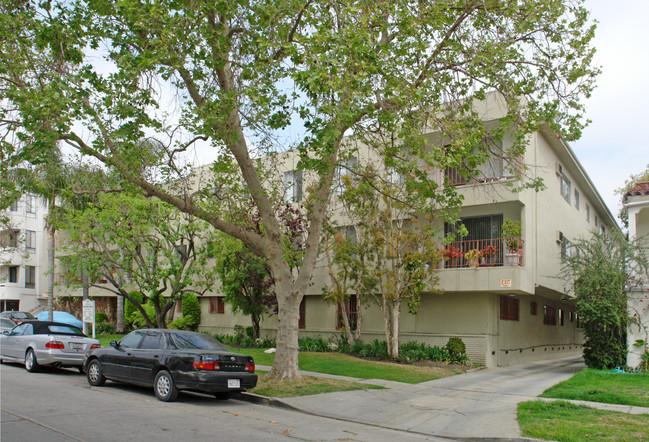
[47,218,55,321]
[251,313,260,340]
[339,300,355,345]
[116,295,124,333]
[353,294,362,342]
[383,299,400,359]
[267,278,302,380]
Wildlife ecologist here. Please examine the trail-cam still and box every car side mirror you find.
[110,340,119,348]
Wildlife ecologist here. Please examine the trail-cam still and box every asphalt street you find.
[0,362,446,442]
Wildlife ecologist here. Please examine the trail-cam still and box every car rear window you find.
[169,332,230,351]
[47,325,84,336]
[14,312,34,319]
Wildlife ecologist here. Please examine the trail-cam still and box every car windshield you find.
[1,319,15,327]
[47,325,85,336]
[168,332,230,351]
[13,312,34,319]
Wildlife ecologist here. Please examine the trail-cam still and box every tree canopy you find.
[1,0,599,378]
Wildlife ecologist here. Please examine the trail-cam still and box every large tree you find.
[56,191,218,328]
[1,0,598,378]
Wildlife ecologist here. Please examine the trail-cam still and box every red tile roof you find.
[625,181,649,200]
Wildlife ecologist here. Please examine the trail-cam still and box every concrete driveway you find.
[273,356,586,440]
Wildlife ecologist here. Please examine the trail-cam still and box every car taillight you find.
[90,344,101,350]
[193,360,220,371]
[46,341,65,349]
[244,363,255,372]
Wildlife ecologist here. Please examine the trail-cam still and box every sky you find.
[570,0,649,224]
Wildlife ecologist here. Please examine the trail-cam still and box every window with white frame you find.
[574,189,580,210]
[560,171,571,203]
[9,200,18,211]
[26,194,35,214]
[25,230,36,251]
[335,157,358,195]
[283,169,303,203]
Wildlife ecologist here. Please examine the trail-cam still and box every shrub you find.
[124,291,144,326]
[446,337,466,361]
[181,294,200,330]
[96,322,116,334]
[298,336,332,352]
[95,312,108,324]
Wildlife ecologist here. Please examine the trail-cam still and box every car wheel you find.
[154,370,179,402]
[86,360,106,386]
[25,349,40,373]
[214,392,232,400]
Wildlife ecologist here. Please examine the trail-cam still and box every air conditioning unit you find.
[555,162,563,176]
[556,231,564,243]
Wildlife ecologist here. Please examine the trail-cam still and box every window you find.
[283,169,303,203]
[299,298,306,329]
[9,266,18,283]
[445,215,504,265]
[560,171,571,203]
[559,309,564,326]
[500,296,519,321]
[594,215,598,227]
[560,235,571,259]
[25,230,36,251]
[25,266,36,288]
[445,140,505,185]
[569,312,574,322]
[8,229,20,248]
[209,297,225,314]
[530,301,537,316]
[543,305,557,325]
[139,332,164,349]
[26,194,35,214]
[335,157,358,195]
[574,189,580,210]
[336,295,358,331]
[9,200,18,211]
[585,204,590,222]
[120,331,144,348]
[600,225,606,235]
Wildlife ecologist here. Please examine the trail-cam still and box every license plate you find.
[70,343,83,351]
[227,379,240,389]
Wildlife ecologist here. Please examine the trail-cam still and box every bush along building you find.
[196,96,618,367]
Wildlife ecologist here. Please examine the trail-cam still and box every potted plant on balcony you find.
[480,244,499,266]
[442,245,463,268]
[502,219,522,266]
[464,249,482,267]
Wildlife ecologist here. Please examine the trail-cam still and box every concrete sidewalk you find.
[247,356,647,440]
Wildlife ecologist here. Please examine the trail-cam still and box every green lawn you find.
[229,346,465,384]
[540,368,649,407]
[250,371,384,397]
[518,401,649,442]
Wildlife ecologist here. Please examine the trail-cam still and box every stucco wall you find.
[627,287,649,368]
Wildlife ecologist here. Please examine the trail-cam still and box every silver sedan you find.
[0,320,100,372]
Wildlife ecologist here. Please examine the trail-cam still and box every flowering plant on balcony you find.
[442,246,463,259]
[481,245,499,256]
[464,249,483,261]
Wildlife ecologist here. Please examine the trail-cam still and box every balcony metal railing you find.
[441,237,524,268]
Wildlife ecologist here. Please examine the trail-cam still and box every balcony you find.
[441,237,524,268]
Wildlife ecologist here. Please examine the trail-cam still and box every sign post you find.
[82,299,96,338]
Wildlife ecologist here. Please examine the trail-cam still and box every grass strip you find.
[229,346,466,384]
[518,400,649,442]
[250,372,384,398]
[540,368,649,407]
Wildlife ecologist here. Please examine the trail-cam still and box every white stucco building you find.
[624,181,649,369]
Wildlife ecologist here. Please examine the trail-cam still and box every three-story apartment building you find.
[197,96,618,367]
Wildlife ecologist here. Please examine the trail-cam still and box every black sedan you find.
[84,329,257,402]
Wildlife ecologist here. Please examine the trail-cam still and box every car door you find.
[1,323,28,359]
[130,331,165,385]
[101,331,144,380]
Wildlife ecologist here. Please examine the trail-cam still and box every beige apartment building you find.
[196,96,617,367]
